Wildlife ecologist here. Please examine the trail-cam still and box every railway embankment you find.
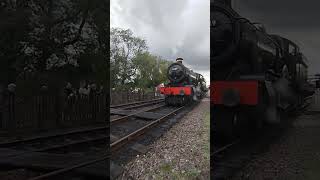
[119,98,210,180]
[232,91,320,180]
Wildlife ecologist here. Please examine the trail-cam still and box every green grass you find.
[155,165,201,180]
[160,163,173,173]
[157,162,195,179]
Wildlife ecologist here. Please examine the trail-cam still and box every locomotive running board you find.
[239,75,265,81]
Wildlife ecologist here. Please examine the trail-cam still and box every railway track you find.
[0,98,188,179]
[28,155,108,180]
[0,154,108,180]
[0,100,163,152]
[211,96,313,179]
[0,125,108,179]
[212,117,294,179]
[0,99,185,179]
[110,106,184,152]
[110,99,165,120]
[111,104,165,124]
[212,140,239,157]
[212,139,255,180]
[0,100,168,152]
[0,125,107,153]
[110,98,164,109]
[110,104,190,179]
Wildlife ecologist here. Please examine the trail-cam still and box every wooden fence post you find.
[8,91,16,132]
[55,92,61,127]
[0,87,4,130]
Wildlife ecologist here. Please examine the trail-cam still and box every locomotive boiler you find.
[211,0,314,139]
[160,58,207,106]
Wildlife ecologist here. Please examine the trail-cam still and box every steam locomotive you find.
[160,58,207,106]
[211,0,315,139]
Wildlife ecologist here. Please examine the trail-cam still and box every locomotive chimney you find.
[214,0,232,7]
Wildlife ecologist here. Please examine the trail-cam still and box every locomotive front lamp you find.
[180,89,185,95]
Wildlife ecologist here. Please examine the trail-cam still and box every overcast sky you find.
[111,0,210,83]
[233,0,320,75]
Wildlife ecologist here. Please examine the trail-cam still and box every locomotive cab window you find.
[296,63,306,80]
[211,18,217,27]
[289,43,296,55]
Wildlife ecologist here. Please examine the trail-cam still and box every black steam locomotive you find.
[211,0,314,139]
[160,58,207,106]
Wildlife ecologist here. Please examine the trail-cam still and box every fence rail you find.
[0,91,106,134]
[110,91,156,105]
[0,89,157,133]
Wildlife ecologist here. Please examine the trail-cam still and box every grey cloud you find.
[111,0,210,79]
[234,0,320,28]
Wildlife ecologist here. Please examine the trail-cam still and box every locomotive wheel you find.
[186,96,191,104]
[233,111,249,137]
[175,96,179,106]
[180,96,185,106]
[174,96,179,106]
[178,96,181,106]
[214,107,248,142]
[181,96,186,106]
[165,96,170,106]
[278,108,288,128]
[249,105,265,134]
[172,96,175,106]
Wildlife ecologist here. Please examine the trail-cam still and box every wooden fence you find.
[0,91,106,133]
[110,91,156,105]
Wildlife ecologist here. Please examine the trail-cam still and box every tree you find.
[132,52,170,91]
[110,28,147,90]
[0,1,31,84]
[0,0,109,91]
[110,27,172,92]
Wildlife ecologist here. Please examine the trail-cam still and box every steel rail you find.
[110,98,164,108]
[110,104,166,124]
[212,140,240,156]
[35,135,107,152]
[122,100,164,110]
[111,106,185,152]
[0,126,107,148]
[0,135,107,170]
[28,155,108,180]
[0,104,165,150]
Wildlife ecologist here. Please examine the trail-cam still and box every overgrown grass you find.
[154,163,201,180]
